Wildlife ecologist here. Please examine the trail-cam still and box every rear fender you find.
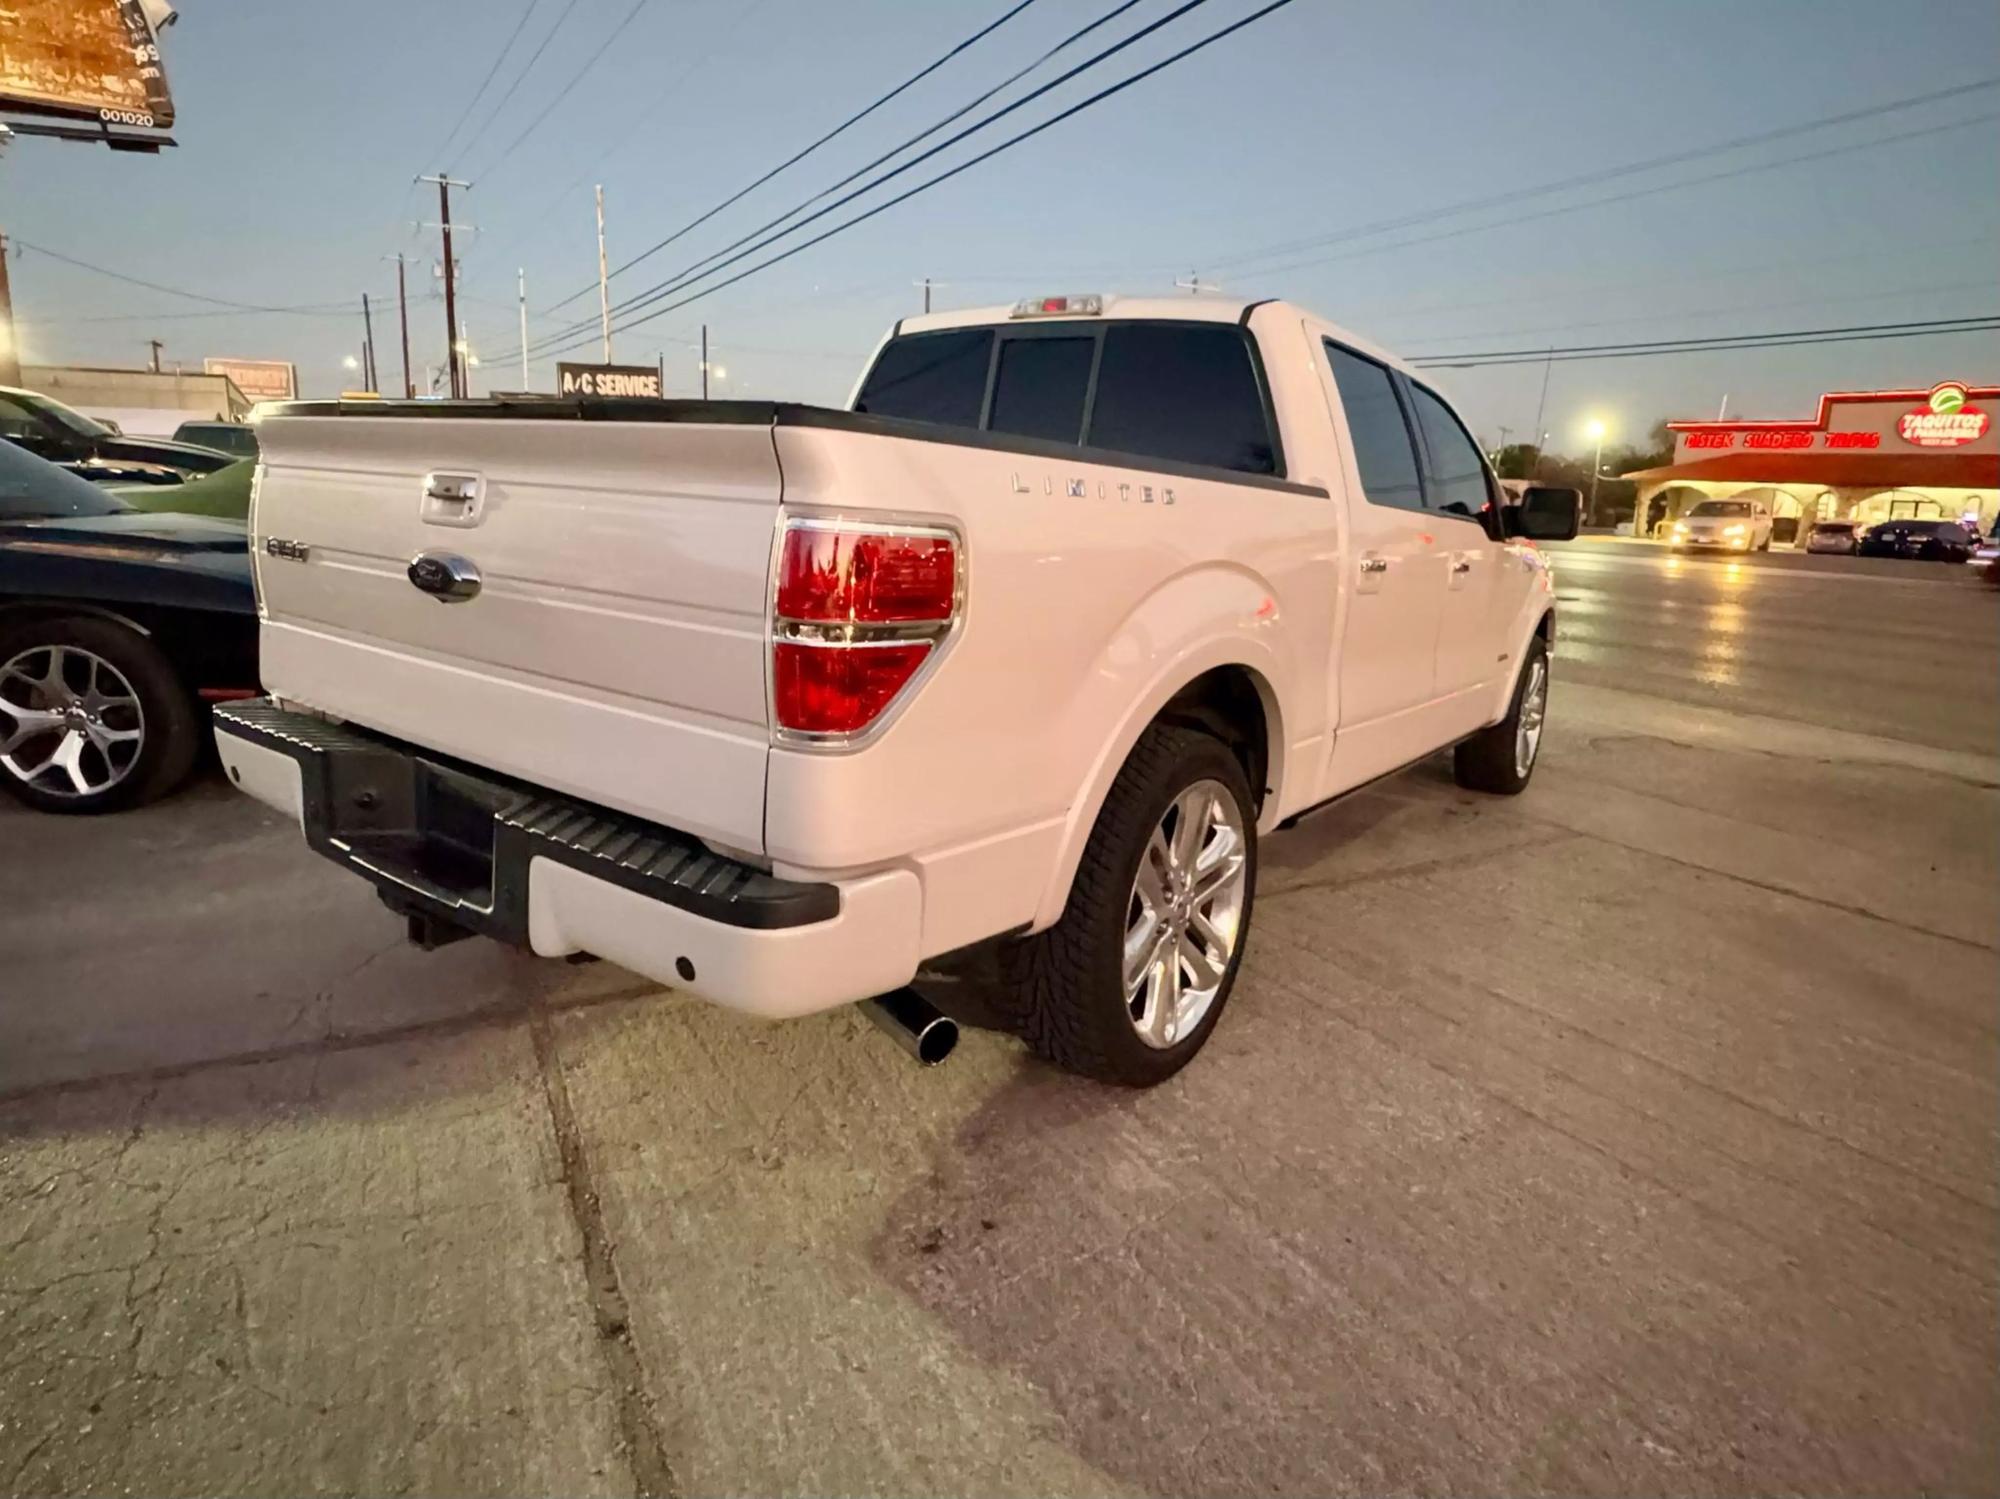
[1028,566,1288,932]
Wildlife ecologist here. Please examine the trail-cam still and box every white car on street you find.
[216,295,1578,1084]
[1671,497,1774,552]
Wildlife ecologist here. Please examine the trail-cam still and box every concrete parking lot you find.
[4,542,1996,1496]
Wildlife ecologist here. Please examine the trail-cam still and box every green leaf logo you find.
[1930,384,1967,415]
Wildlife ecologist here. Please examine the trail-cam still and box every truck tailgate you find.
[250,412,777,854]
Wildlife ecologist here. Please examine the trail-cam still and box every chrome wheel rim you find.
[0,645,146,799]
[1124,778,1248,1050]
[1514,657,1547,778]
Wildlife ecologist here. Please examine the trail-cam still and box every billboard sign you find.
[0,0,174,130]
[1897,383,1989,449]
[557,362,663,399]
[205,358,297,403]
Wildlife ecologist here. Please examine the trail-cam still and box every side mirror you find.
[1504,484,1582,541]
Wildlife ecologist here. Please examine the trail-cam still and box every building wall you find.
[20,365,250,427]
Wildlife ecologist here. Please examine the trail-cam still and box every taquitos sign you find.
[1898,383,1989,448]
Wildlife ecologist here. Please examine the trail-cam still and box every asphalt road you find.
[3,544,1996,1496]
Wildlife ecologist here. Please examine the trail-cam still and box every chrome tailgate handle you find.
[421,471,484,527]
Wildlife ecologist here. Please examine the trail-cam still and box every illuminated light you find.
[773,643,932,735]
[777,528,955,623]
[1011,294,1104,319]
[1254,596,1276,620]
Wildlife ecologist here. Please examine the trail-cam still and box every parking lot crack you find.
[527,1004,678,1499]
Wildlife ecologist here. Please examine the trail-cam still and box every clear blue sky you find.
[5,0,1997,454]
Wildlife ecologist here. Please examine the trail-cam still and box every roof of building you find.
[1622,451,2000,489]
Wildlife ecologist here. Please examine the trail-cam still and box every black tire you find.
[0,614,199,815]
[996,724,1258,1086]
[1453,636,1549,796]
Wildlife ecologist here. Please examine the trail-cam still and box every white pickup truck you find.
[217,295,1577,1084]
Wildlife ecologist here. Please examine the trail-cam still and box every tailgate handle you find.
[421,471,484,527]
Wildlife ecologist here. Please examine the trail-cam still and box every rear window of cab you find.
[853,320,1280,478]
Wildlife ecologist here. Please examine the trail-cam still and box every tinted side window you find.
[853,329,993,428]
[1087,324,1276,475]
[989,335,1092,444]
[1408,383,1491,522]
[1324,343,1423,511]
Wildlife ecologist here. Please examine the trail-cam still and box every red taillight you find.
[773,642,932,734]
[772,522,959,739]
[777,527,955,622]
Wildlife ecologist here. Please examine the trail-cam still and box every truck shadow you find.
[0,774,655,1132]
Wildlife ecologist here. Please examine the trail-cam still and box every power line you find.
[538,0,1046,318]
[468,0,780,277]
[1233,109,2000,283]
[538,0,1303,359]
[1198,75,2000,274]
[10,240,375,314]
[450,0,586,174]
[428,0,543,168]
[529,0,1228,356]
[1390,277,1997,348]
[470,0,652,181]
[662,0,1152,293]
[1410,315,2000,368]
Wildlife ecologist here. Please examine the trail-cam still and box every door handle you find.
[421,471,484,527]
[1359,557,1390,575]
[1452,558,1473,574]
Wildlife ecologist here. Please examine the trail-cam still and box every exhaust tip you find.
[914,1014,959,1065]
[860,988,959,1066]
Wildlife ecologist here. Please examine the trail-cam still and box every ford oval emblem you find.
[407,551,482,602]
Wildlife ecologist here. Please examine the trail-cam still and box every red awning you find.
[1621,451,2000,488]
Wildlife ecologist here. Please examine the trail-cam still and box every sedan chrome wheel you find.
[1514,655,1547,778]
[0,645,146,800]
[1124,779,1249,1049]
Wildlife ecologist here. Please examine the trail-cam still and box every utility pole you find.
[382,253,414,398]
[918,276,932,314]
[700,324,708,400]
[656,351,665,398]
[1528,347,1555,480]
[417,174,470,397]
[0,231,19,387]
[1174,271,1218,296]
[361,293,378,392]
[518,267,530,390]
[595,184,612,364]
[147,339,163,373]
[384,253,415,398]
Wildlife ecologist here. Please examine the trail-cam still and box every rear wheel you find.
[997,724,1257,1086]
[0,615,199,814]
[1453,637,1548,796]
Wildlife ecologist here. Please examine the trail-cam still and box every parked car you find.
[1670,497,1774,552]
[1970,528,2000,583]
[0,386,237,485]
[1804,520,1860,554]
[1856,519,1977,562]
[217,293,1579,1084]
[0,441,257,814]
[115,459,255,521]
[171,421,260,461]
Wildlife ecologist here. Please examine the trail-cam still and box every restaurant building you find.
[1623,381,1999,544]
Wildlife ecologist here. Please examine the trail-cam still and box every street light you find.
[1586,419,1607,526]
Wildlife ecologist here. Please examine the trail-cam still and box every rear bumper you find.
[212,700,922,1018]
